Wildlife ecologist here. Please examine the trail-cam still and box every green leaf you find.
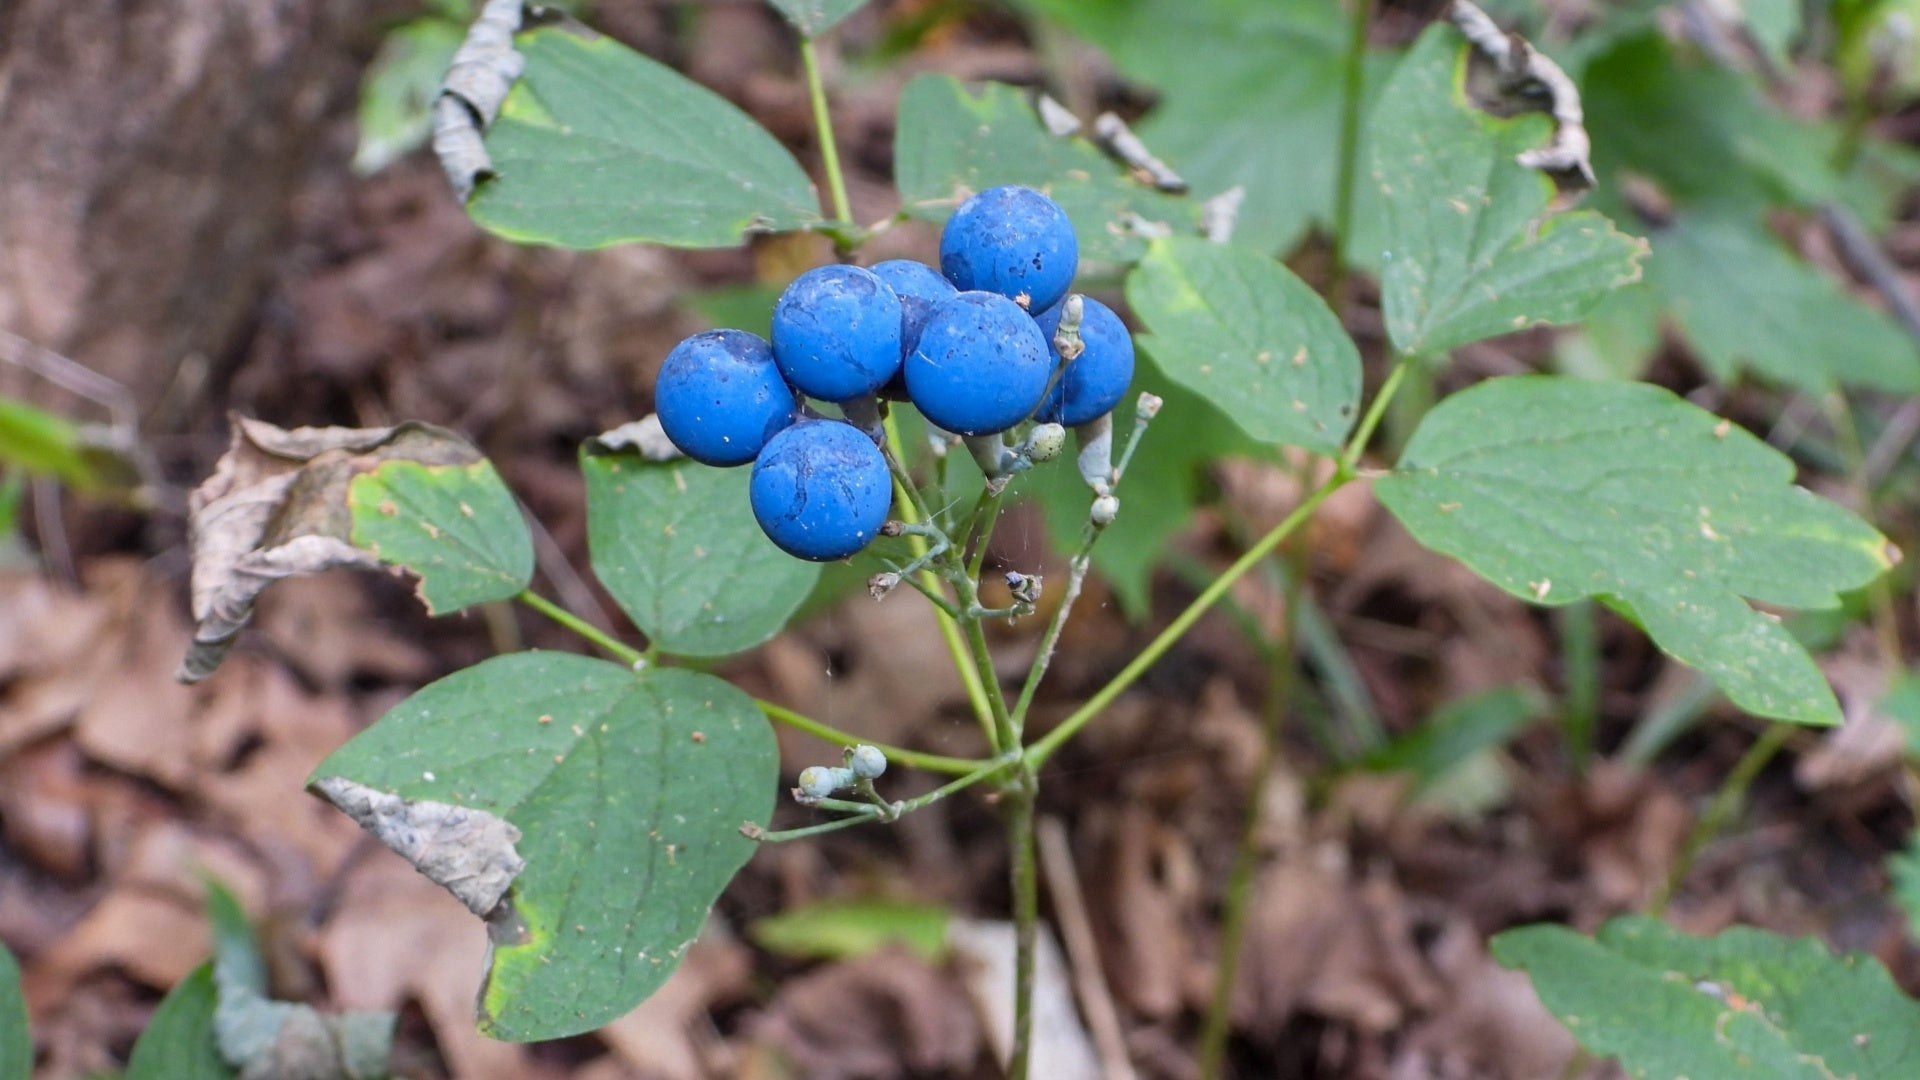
[1361,685,1541,791]
[125,965,231,1080]
[1374,376,1893,725]
[1884,672,1920,759]
[1372,27,1645,356]
[353,17,464,175]
[765,0,870,36]
[894,75,1200,265]
[1126,236,1360,453]
[470,26,822,248]
[311,653,775,1041]
[582,448,817,658]
[1492,916,1920,1078]
[0,397,113,493]
[750,897,951,962]
[1648,211,1920,395]
[1026,0,1367,255]
[349,459,534,615]
[0,942,26,1080]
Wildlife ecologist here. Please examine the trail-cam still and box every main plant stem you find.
[1326,0,1376,309]
[1003,765,1041,1080]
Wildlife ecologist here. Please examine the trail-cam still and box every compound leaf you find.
[1372,26,1645,356]
[1374,376,1893,725]
[311,653,775,1041]
[765,0,869,36]
[894,75,1199,265]
[125,964,231,1080]
[0,943,25,1080]
[1127,236,1360,453]
[1492,916,1920,1079]
[349,459,534,615]
[1649,211,1920,395]
[470,26,821,248]
[582,447,817,658]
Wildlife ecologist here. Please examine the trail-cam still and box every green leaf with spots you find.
[765,0,870,36]
[582,447,817,658]
[1492,916,1920,1079]
[1372,26,1645,357]
[894,75,1200,265]
[1374,376,1893,725]
[0,942,26,1080]
[1126,236,1360,453]
[125,965,232,1080]
[350,459,534,614]
[469,26,822,248]
[311,653,776,1041]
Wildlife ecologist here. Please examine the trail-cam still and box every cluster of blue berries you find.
[654,185,1136,561]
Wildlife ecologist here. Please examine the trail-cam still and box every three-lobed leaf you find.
[582,448,818,658]
[894,75,1199,265]
[349,459,535,615]
[1493,916,1920,1078]
[1127,235,1361,454]
[311,653,775,1041]
[1374,376,1892,725]
[1371,26,1645,357]
[470,26,822,248]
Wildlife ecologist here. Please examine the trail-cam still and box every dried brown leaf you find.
[312,777,524,918]
[178,416,481,683]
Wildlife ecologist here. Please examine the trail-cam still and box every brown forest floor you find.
[4,3,1920,1078]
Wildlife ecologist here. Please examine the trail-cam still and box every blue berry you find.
[750,420,893,561]
[771,265,903,402]
[654,329,796,467]
[939,186,1078,313]
[869,260,958,356]
[905,292,1052,436]
[1034,296,1136,426]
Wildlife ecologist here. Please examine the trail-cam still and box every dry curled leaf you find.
[178,416,482,683]
[312,777,524,918]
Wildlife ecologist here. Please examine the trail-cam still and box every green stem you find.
[1003,765,1040,1080]
[1827,393,1903,668]
[963,612,1019,750]
[754,700,986,775]
[1339,353,1415,475]
[1649,723,1793,917]
[800,36,853,226]
[516,590,645,666]
[1326,0,1375,308]
[1198,474,1313,1078]
[750,750,1024,842]
[1026,476,1347,770]
[884,412,998,743]
[1559,600,1600,775]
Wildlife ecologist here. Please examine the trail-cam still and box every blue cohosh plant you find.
[142,1,1920,1077]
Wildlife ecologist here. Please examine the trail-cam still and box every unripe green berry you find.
[796,766,838,799]
[848,744,887,780]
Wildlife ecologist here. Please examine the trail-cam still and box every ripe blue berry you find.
[1034,296,1136,426]
[869,260,958,357]
[654,329,796,467]
[905,292,1053,436]
[939,185,1078,313]
[750,420,892,561]
[771,265,904,402]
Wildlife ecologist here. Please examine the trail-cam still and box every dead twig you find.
[1449,0,1595,188]
[1037,816,1137,1080]
[434,0,527,201]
